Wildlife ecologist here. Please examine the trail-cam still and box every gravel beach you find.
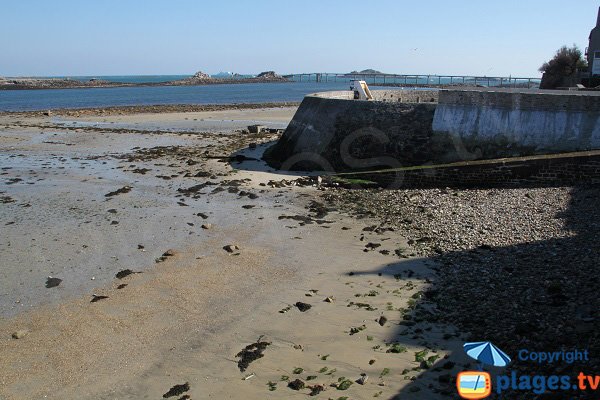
[325,185,600,399]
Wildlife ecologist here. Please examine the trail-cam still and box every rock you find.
[357,373,368,385]
[45,277,62,288]
[163,249,176,257]
[201,223,213,229]
[256,71,282,79]
[115,269,135,279]
[295,302,312,312]
[287,379,305,390]
[11,329,29,339]
[247,125,266,134]
[91,294,109,303]
[190,71,211,80]
[308,384,325,396]
[223,244,239,253]
[377,315,388,326]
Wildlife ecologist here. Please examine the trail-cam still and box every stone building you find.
[588,7,600,76]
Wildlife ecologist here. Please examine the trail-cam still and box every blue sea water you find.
[0,82,395,112]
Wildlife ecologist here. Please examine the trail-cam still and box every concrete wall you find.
[433,89,600,160]
[263,90,440,171]
[264,88,600,173]
[311,90,439,103]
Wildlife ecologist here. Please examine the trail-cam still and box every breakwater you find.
[264,88,600,173]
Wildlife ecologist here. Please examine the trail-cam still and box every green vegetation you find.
[387,343,408,353]
[331,176,378,187]
[336,378,353,390]
[539,45,587,89]
[414,349,429,362]
[421,354,441,368]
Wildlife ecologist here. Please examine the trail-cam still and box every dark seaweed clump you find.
[235,340,271,372]
[162,382,190,398]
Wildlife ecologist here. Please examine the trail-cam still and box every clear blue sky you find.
[1,0,598,77]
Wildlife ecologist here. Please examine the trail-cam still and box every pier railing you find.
[282,73,541,88]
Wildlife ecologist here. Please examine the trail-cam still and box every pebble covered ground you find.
[324,185,600,399]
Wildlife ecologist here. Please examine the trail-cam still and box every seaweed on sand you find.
[235,338,271,372]
[162,382,190,398]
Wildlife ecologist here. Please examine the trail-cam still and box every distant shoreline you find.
[0,101,301,117]
[0,75,290,91]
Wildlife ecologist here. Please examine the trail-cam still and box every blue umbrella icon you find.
[463,341,511,367]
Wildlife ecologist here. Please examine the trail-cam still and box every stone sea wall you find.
[263,90,440,171]
[433,89,600,158]
[265,88,600,173]
[339,151,600,189]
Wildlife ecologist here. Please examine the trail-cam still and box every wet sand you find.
[0,107,468,399]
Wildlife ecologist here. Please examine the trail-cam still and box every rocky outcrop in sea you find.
[0,70,290,90]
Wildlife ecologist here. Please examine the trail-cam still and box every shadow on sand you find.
[352,185,599,399]
[231,141,599,398]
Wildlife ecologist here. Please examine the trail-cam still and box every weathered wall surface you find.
[264,88,600,173]
[341,151,600,189]
[263,90,441,171]
[433,89,600,160]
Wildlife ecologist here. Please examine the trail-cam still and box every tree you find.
[539,45,588,89]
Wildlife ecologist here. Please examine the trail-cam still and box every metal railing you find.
[282,73,541,88]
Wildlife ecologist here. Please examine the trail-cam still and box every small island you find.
[0,70,289,90]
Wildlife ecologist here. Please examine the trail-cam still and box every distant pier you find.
[283,72,541,88]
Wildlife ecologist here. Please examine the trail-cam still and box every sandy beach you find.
[2,104,597,400]
[0,106,470,399]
